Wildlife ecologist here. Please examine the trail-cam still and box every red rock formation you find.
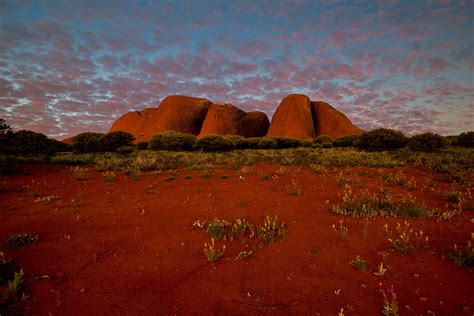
[241,111,269,137]
[267,94,316,139]
[143,96,211,138]
[109,108,160,142]
[199,104,246,137]
[311,101,363,137]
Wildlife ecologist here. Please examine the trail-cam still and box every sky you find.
[0,0,473,139]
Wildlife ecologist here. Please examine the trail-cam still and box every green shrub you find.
[136,141,149,150]
[241,137,261,149]
[355,128,407,151]
[320,142,333,148]
[5,233,39,249]
[408,132,447,152]
[334,135,359,147]
[194,134,235,151]
[258,137,278,149]
[100,131,134,152]
[271,136,302,149]
[72,132,104,153]
[225,135,247,149]
[116,146,134,155]
[0,130,69,156]
[149,131,196,151]
[314,135,334,144]
[457,131,474,147]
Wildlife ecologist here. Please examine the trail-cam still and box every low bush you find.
[116,146,134,155]
[149,131,196,151]
[100,131,134,152]
[72,132,104,153]
[457,131,474,148]
[314,135,334,144]
[136,141,149,150]
[408,132,446,152]
[194,134,235,151]
[0,130,69,156]
[334,135,359,147]
[355,128,407,151]
[258,137,278,149]
[271,136,302,149]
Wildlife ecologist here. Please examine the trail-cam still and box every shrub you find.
[149,131,196,151]
[320,142,333,148]
[194,134,235,151]
[457,131,474,147]
[258,137,278,149]
[225,135,247,149]
[0,130,69,156]
[136,141,149,150]
[355,128,407,151]
[116,146,134,155]
[100,131,134,152]
[72,132,104,153]
[5,233,39,249]
[408,132,447,152]
[334,135,359,147]
[271,136,302,149]
[314,135,334,144]
[243,137,262,149]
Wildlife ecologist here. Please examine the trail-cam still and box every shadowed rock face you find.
[311,101,363,137]
[267,94,316,139]
[198,104,269,138]
[242,111,270,137]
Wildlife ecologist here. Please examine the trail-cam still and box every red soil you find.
[0,164,473,314]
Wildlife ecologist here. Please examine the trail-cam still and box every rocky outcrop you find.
[143,96,212,137]
[267,94,316,139]
[109,108,160,142]
[199,104,247,137]
[108,93,362,142]
[311,101,363,137]
[241,111,270,137]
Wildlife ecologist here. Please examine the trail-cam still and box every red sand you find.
[1,163,473,314]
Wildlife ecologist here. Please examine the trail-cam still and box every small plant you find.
[332,220,348,241]
[163,176,176,182]
[220,175,228,180]
[448,234,474,267]
[287,179,301,196]
[231,218,254,240]
[235,250,253,260]
[5,233,39,249]
[70,166,90,180]
[184,175,192,180]
[102,171,116,183]
[7,269,25,294]
[336,171,347,186]
[447,185,461,203]
[309,164,327,176]
[380,284,399,316]
[374,262,387,276]
[351,255,366,270]
[405,177,416,191]
[362,218,370,240]
[34,195,58,204]
[257,215,287,244]
[388,222,412,255]
[203,238,225,262]
[206,218,231,240]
